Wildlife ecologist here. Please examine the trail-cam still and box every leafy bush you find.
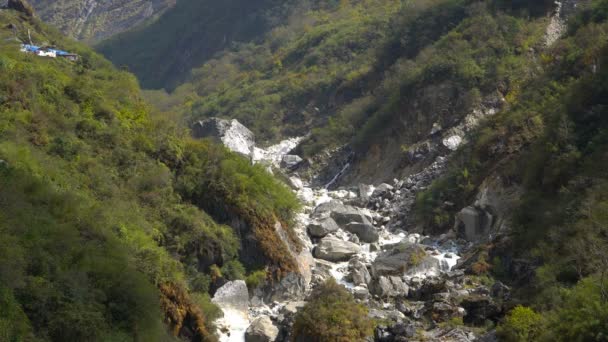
[496,306,543,342]
[293,279,375,341]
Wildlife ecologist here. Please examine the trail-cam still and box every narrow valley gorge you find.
[1,0,607,341]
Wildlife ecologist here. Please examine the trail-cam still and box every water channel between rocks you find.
[212,137,462,342]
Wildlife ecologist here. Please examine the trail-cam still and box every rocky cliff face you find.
[28,0,175,41]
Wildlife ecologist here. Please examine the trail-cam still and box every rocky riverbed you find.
[199,118,506,342]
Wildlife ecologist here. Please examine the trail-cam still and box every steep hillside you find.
[0,7,299,341]
[96,0,298,90]
[96,0,608,339]
[142,0,555,180]
[28,0,176,41]
[414,0,608,338]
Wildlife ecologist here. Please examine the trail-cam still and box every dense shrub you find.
[293,279,374,341]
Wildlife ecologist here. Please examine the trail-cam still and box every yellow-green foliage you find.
[246,270,268,290]
[496,306,543,342]
[0,9,298,340]
[293,279,375,341]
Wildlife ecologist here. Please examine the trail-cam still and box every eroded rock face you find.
[245,316,279,342]
[8,0,35,16]
[159,282,214,341]
[313,236,361,262]
[192,118,255,156]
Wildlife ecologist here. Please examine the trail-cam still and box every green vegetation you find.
[97,0,298,89]
[496,306,543,341]
[293,279,374,341]
[415,0,608,339]
[127,0,549,159]
[0,8,298,340]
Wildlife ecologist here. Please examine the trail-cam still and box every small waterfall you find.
[324,162,350,189]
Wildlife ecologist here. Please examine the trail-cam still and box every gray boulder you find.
[313,201,372,226]
[358,184,375,201]
[211,280,249,312]
[349,258,372,286]
[307,217,339,238]
[353,286,370,300]
[192,118,255,156]
[371,276,409,298]
[372,243,428,276]
[313,236,361,262]
[344,222,379,243]
[245,316,279,342]
[455,206,493,242]
[372,183,394,198]
[281,155,303,169]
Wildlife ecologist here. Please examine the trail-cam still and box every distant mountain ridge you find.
[96,0,297,90]
[28,0,176,41]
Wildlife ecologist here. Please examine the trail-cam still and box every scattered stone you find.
[372,183,394,198]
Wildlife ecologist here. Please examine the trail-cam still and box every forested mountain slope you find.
[96,0,299,90]
[93,0,608,339]
[26,0,176,41]
[0,6,299,341]
[139,0,556,178]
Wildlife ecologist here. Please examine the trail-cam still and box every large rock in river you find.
[313,236,361,262]
[307,217,339,238]
[313,201,372,226]
[192,118,255,156]
[211,280,249,311]
[372,243,433,276]
[245,315,279,342]
[344,222,379,243]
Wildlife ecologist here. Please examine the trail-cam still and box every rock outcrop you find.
[192,118,255,156]
[7,0,35,16]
